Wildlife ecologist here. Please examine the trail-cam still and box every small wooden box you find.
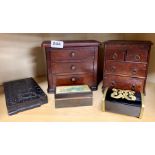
[55,85,92,108]
[102,88,144,118]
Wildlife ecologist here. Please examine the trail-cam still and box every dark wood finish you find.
[103,40,153,94]
[126,49,148,62]
[53,73,95,86]
[51,62,94,74]
[106,101,141,117]
[105,49,125,61]
[105,61,147,77]
[103,75,145,92]
[42,40,100,93]
[49,47,95,62]
[42,40,100,48]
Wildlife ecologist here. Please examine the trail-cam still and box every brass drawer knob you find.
[111,66,116,72]
[71,65,76,70]
[131,84,136,91]
[112,52,118,60]
[71,77,76,82]
[135,55,141,61]
[132,69,137,75]
[111,81,116,86]
[71,52,75,57]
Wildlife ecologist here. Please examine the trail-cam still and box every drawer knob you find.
[112,53,118,60]
[71,77,76,82]
[111,81,116,86]
[71,52,75,57]
[131,84,136,91]
[132,69,137,75]
[71,65,76,70]
[111,66,116,72]
[135,55,141,61]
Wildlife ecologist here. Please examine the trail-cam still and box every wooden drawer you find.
[125,44,150,62]
[105,48,125,61]
[126,48,148,62]
[53,73,95,87]
[103,75,145,92]
[48,47,95,62]
[51,62,94,74]
[105,60,147,77]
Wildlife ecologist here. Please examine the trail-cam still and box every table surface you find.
[0,76,155,122]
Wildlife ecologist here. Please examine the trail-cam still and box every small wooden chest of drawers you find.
[102,40,153,94]
[42,40,100,93]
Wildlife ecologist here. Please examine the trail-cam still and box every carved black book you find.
[3,77,48,115]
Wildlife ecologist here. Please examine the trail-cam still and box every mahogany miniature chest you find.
[102,40,153,94]
[42,40,100,93]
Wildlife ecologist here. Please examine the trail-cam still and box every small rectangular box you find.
[55,85,92,108]
[102,87,144,118]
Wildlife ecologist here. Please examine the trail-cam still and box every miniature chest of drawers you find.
[42,40,100,93]
[102,40,153,94]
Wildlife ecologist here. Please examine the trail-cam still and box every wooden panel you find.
[48,47,95,62]
[105,101,141,117]
[126,48,148,62]
[105,60,147,77]
[53,73,95,87]
[51,62,94,74]
[103,75,145,92]
[104,48,125,61]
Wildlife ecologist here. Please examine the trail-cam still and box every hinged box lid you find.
[55,85,92,98]
[55,85,92,108]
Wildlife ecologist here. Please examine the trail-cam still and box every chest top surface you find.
[42,40,100,48]
[103,40,153,45]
